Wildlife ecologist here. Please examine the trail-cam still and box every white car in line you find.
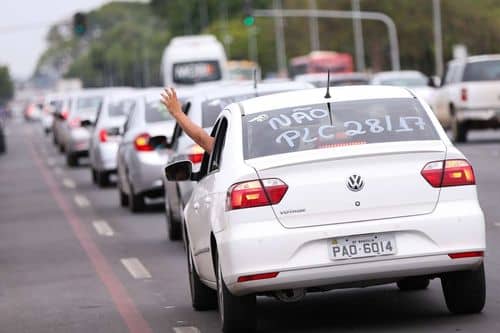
[165,86,486,333]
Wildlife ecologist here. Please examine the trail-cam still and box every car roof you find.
[237,85,414,115]
[195,80,313,101]
[295,72,371,83]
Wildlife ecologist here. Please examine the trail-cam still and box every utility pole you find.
[308,0,320,51]
[432,0,444,76]
[351,0,366,71]
[273,0,287,76]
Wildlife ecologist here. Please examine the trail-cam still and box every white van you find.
[161,35,228,87]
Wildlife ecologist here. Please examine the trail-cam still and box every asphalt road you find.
[1,120,500,333]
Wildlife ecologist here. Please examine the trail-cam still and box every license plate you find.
[330,233,397,260]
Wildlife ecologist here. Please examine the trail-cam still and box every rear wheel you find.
[59,143,65,153]
[91,169,97,184]
[96,171,110,187]
[441,263,485,314]
[452,115,467,143]
[397,277,430,291]
[186,235,217,310]
[66,153,78,167]
[216,253,256,333]
[118,181,129,207]
[128,185,145,212]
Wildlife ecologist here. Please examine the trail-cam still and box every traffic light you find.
[243,0,255,26]
[73,12,87,37]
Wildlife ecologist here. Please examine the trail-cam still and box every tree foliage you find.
[0,66,14,104]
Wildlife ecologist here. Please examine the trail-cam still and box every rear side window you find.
[145,100,175,123]
[463,60,500,82]
[76,96,103,118]
[109,99,135,117]
[242,98,439,159]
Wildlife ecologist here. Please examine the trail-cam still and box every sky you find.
[0,0,112,80]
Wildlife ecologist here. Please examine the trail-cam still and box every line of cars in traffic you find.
[34,53,498,332]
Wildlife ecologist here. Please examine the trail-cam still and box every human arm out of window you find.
[161,88,214,153]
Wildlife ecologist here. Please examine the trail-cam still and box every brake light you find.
[69,117,81,128]
[61,109,69,120]
[227,178,288,210]
[237,272,279,283]
[188,144,204,163]
[449,251,483,259]
[99,129,108,143]
[421,159,475,187]
[134,133,153,151]
[461,88,468,102]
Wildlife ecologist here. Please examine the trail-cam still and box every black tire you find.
[96,171,110,187]
[397,277,430,291]
[66,153,78,167]
[186,237,217,311]
[59,143,65,153]
[128,185,145,213]
[119,186,129,207]
[216,253,256,333]
[166,199,183,241]
[441,263,486,314]
[91,169,97,184]
[452,116,467,143]
[52,134,57,145]
[0,135,5,154]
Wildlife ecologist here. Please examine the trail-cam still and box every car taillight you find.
[99,129,108,143]
[69,117,81,128]
[134,133,153,151]
[227,178,288,210]
[421,159,475,187]
[61,109,69,120]
[188,144,204,163]
[461,88,468,102]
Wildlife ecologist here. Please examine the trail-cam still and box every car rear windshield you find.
[173,61,222,85]
[463,60,500,82]
[145,100,175,123]
[76,96,103,118]
[242,98,439,159]
[379,77,427,87]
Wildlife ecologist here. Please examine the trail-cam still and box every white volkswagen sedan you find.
[165,86,486,333]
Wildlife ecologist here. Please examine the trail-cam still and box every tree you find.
[0,66,14,105]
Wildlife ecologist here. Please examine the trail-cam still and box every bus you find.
[289,51,354,78]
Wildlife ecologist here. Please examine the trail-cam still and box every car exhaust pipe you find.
[275,288,306,303]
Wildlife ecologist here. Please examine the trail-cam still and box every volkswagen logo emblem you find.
[346,175,364,192]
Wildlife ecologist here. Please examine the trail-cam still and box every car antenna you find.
[324,70,334,125]
[253,67,258,96]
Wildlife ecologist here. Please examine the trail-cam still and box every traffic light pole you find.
[253,8,401,71]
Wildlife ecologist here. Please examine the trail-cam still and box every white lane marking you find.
[120,258,152,279]
[47,157,56,166]
[173,327,200,333]
[62,178,76,189]
[92,220,114,237]
[74,194,90,207]
[163,306,176,309]
[494,222,500,227]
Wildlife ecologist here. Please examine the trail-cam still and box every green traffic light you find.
[243,16,255,26]
[75,25,86,35]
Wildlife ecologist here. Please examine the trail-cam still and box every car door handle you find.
[193,202,200,210]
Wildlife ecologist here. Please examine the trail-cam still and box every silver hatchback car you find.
[89,88,136,186]
[116,88,195,212]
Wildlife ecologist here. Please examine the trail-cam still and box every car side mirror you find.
[149,135,168,149]
[81,119,94,127]
[428,76,441,88]
[165,160,193,181]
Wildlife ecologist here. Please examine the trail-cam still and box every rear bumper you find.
[67,128,91,154]
[217,198,485,296]
[130,151,168,196]
[455,107,500,127]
